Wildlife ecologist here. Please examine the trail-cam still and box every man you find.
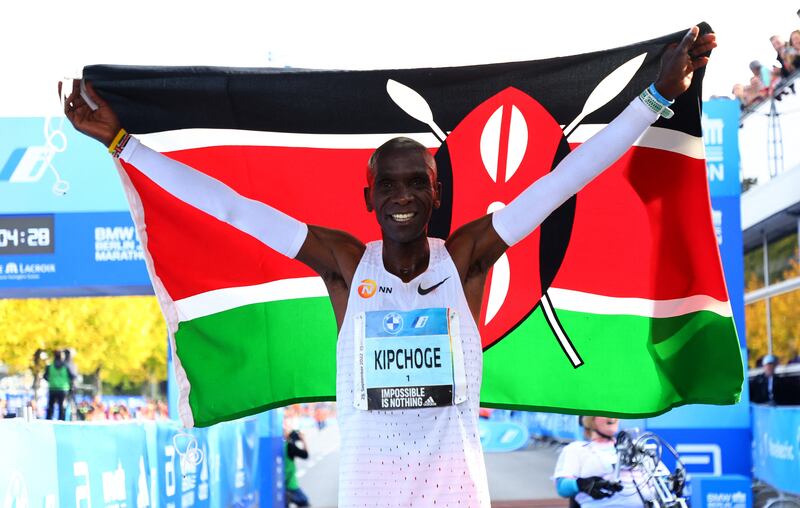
[750,354,782,405]
[62,27,714,507]
[770,35,792,78]
[43,349,75,420]
[284,429,311,507]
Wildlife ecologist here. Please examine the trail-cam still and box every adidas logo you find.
[422,396,436,407]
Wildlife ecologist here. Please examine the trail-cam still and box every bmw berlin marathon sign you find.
[356,308,462,410]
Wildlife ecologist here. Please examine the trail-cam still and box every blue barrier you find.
[520,412,581,441]
[479,420,529,452]
[688,474,751,508]
[752,404,800,495]
[0,418,260,507]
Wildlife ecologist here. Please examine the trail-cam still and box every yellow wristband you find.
[107,128,128,154]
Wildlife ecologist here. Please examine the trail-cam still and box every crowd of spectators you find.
[733,21,800,108]
[73,396,170,421]
[0,392,171,421]
[283,402,335,430]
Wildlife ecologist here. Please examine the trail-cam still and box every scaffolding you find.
[740,71,800,179]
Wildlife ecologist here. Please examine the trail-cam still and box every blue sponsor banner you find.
[689,474,751,508]
[0,118,127,214]
[0,418,261,507]
[702,99,741,198]
[365,308,449,337]
[648,428,751,477]
[710,195,746,346]
[752,405,800,495]
[54,422,151,508]
[479,420,529,452]
[0,421,60,508]
[522,412,581,441]
[0,117,152,298]
[256,410,285,508]
[0,211,152,297]
[216,419,259,507]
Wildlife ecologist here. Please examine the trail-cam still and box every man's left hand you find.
[654,26,717,101]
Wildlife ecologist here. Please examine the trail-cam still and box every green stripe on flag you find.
[176,296,743,426]
[175,297,338,427]
[481,305,743,417]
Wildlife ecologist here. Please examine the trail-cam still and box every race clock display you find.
[0,215,55,254]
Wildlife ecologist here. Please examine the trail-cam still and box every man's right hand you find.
[576,476,623,499]
[59,79,121,146]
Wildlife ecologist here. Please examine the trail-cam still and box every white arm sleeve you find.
[119,137,308,258]
[492,97,658,247]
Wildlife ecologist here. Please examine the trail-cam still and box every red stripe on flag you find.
[122,146,383,301]
[123,142,725,305]
[551,145,727,301]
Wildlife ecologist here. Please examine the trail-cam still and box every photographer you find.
[553,417,654,508]
[284,429,310,507]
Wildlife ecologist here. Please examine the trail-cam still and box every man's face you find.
[771,37,784,51]
[765,362,776,376]
[364,148,440,244]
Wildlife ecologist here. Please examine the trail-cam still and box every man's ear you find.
[434,181,443,209]
[364,187,374,212]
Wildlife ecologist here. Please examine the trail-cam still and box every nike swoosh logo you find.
[417,277,450,296]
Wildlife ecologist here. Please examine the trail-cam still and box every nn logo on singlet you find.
[357,279,392,298]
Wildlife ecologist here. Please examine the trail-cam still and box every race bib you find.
[353,308,467,410]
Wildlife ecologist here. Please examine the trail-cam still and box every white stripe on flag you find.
[138,130,441,151]
[547,287,733,319]
[137,126,703,159]
[174,278,731,323]
[174,276,328,322]
[567,125,705,159]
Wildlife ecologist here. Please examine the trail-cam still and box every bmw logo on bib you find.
[382,312,403,334]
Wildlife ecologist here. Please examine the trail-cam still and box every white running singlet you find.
[336,238,490,507]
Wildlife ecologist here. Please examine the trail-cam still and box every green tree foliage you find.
[0,296,166,386]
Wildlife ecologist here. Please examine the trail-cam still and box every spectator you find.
[732,83,747,104]
[284,429,310,507]
[92,395,108,418]
[138,400,157,420]
[155,400,169,419]
[43,350,75,420]
[750,354,784,404]
[771,35,793,77]
[787,30,800,72]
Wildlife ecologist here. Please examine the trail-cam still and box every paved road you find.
[293,421,566,508]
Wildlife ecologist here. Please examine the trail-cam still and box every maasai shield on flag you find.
[85,22,743,428]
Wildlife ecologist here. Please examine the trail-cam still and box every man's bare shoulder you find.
[445,215,504,277]
[306,225,366,254]
[298,225,366,284]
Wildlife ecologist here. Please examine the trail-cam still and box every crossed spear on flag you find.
[386,52,647,368]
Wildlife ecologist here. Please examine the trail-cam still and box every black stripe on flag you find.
[84,23,710,138]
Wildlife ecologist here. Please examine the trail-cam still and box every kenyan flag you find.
[85,22,743,428]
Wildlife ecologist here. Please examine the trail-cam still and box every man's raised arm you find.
[448,26,716,280]
[61,80,362,288]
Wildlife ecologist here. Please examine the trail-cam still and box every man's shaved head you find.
[367,137,437,186]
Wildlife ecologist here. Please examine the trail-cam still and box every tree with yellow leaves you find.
[745,252,800,367]
[0,296,166,389]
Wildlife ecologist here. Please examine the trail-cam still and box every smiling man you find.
[62,27,714,508]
